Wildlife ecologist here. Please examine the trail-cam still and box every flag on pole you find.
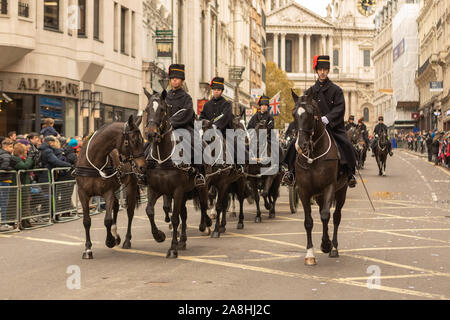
[269,91,281,116]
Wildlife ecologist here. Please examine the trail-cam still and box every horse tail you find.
[193,195,201,211]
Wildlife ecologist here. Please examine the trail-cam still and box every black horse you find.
[74,116,146,259]
[291,90,348,266]
[346,126,366,170]
[143,89,211,258]
[245,119,282,223]
[374,130,389,176]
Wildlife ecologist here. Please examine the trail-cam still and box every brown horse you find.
[292,89,348,266]
[374,130,389,176]
[75,115,146,259]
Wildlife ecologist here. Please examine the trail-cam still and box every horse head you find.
[378,130,388,147]
[291,89,322,157]
[143,88,168,143]
[119,114,147,174]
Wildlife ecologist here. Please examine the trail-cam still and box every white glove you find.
[321,116,329,125]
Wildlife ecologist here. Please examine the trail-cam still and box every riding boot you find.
[347,165,357,188]
[194,164,206,187]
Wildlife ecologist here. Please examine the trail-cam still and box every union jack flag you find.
[269,91,281,116]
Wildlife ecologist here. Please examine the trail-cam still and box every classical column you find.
[267,0,271,12]
[273,33,279,67]
[342,37,347,74]
[306,34,311,74]
[344,91,350,120]
[328,34,333,57]
[298,33,304,73]
[321,35,327,55]
[280,33,286,71]
[351,90,358,119]
[205,5,212,81]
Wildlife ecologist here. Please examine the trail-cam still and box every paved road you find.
[1,149,449,300]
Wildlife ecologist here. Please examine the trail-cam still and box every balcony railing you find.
[18,2,29,18]
[1,0,7,15]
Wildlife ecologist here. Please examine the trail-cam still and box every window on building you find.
[131,11,135,57]
[285,39,292,72]
[120,7,128,54]
[364,50,371,67]
[78,0,86,36]
[94,0,100,40]
[262,63,266,83]
[1,0,7,14]
[364,107,369,122]
[18,0,29,17]
[333,49,339,66]
[114,2,118,51]
[44,0,60,30]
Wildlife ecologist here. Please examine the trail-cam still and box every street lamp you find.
[228,66,245,115]
[80,89,91,118]
[159,75,170,90]
[91,91,102,119]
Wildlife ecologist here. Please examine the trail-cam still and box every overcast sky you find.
[295,0,333,17]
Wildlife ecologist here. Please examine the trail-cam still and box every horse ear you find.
[144,87,152,100]
[135,110,143,127]
[291,89,299,104]
[127,114,135,129]
[306,90,314,103]
[161,89,167,101]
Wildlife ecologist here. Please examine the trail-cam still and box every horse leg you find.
[167,191,183,258]
[178,201,188,250]
[236,179,246,229]
[145,189,165,243]
[219,193,228,234]
[299,191,315,266]
[123,179,137,249]
[79,190,93,259]
[103,190,117,248]
[252,180,262,223]
[211,185,226,238]
[197,185,212,236]
[110,195,121,246]
[330,186,347,258]
[163,195,172,223]
[262,176,273,212]
[318,185,334,254]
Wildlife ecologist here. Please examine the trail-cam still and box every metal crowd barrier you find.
[51,168,80,223]
[0,170,20,233]
[0,167,148,233]
[17,169,53,230]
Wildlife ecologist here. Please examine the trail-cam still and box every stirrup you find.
[348,175,357,188]
[195,173,206,187]
[282,171,295,186]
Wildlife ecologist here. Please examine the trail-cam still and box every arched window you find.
[364,107,369,122]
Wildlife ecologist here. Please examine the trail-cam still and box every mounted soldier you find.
[282,55,357,188]
[247,95,275,131]
[164,64,205,185]
[371,116,393,157]
[199,76,233,136]
[357,117,370,148]
[345,115,357,131]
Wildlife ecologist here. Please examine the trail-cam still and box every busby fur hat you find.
[258,95,270,106]
[210,77,224,90]
[349,115,355,121]
[168,64,185,80]
[314,55,330,70]
[378,116,384,121]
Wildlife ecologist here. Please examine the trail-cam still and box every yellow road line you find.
[113,247,449,300]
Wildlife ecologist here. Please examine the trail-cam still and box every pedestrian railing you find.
[0,167,148,233]
[0,170,20,233]
[51,168,80,223]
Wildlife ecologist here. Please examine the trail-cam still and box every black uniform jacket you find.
[305,78,356,169]
[247,111,275,130]
[199,96,233,133]
[345,122,357,131]
[373,123,388,136]
[165,88,195,129]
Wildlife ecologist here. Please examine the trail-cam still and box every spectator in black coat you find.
[40,118,60,137]
[38,136,71,181]
[425,131,433,162]
[27,132,42,168]
[431,134,441,165]
[0,138,16,229]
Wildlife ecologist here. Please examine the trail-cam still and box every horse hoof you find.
[166,249,178,259]
[320,240,332,254]
[177,242,187,250]
[237,223,244,229]
[115,235,121,247]
[122,241,131,249]
[153,231,166,243]
[82,251,93,259]
[105,237,116,248]
[269,213,275,219]
[329,249,339,258]
[219,226,226,233]
[199,224,206,233]
[304,257,317,266]
[211,231,220,238]
[255,216,262,223]
[165,216,171,223]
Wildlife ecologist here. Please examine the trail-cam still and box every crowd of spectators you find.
[395,130,450,168]
[0,118,85,230]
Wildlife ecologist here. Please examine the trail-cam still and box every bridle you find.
[295,103,331,166]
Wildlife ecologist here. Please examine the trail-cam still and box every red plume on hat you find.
[313,55,319,71]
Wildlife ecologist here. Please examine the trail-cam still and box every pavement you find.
[1,149,449,300]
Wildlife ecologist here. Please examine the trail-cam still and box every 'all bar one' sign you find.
[430,81,443,92]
